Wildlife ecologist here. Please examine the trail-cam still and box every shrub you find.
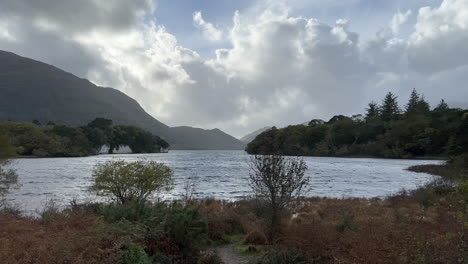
[244,229,268,245]
[335,208,357,232]
[117,243,151,264]
[200,200,245,241]
[96,201,161,223]
[197,251,224,264]
[258,248,308,264]
[410,178,455,208]
[90,160,174,204]
[39,199,62,224]
[144,205,208,263]
[0,132,17,198]
[164,205,208,259]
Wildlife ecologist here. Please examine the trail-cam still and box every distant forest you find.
[0,118,169,157]
[247,89,468,160]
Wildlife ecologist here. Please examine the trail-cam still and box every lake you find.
[5,150,441,213]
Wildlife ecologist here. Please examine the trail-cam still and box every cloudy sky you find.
[1,0,467,137]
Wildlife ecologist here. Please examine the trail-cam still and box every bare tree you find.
[182,175,198,204]
[249,154,309,242]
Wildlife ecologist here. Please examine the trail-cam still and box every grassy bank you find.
[1,164,467,264]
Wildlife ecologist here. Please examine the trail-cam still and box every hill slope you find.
[239,127,272,144]
[0,50,244,150]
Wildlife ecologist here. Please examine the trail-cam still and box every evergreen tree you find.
[416,95,430,114]
[405,88,420,114]
[365,101,380,121]
[406,89,430,116]
[434,99,449,111]
[380,92,400,121]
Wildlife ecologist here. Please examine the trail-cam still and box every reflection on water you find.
[6,150,441,213]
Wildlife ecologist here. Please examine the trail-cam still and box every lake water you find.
[5,150,441,213]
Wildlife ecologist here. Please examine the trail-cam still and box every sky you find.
[0,0,467,138]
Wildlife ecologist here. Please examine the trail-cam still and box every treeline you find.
[247,89,468,160]
[0,118,169,157]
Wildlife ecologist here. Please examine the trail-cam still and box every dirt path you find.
[213,244,259,264]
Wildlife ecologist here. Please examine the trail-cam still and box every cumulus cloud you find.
[193,11,223,42]
[408,0,468,74]
[0,0,467,137]
[390,10,412,34]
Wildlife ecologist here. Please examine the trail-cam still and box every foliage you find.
[249,155,308,242]
[90,160,174,204]
[0,118,169,157]
[335,208,357,232]
[112,125,169,153]
[197,251,224,264]
[0,131,17,198]
[247,89,468,159]
[257,248,308,264]
[160,205,208,261]
[117,243,151,264]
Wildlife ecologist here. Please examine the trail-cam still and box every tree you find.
[405,88,420,113]
[434,99,449,112]
[0,131,17,198]
[416,95,430,115]
[365,101,380,122]
[90,160,174,204]
[308,119,325,126]
[406,89,430,116]
[380,92,401,121]
[88,118,113,144]
[249,155,309,242]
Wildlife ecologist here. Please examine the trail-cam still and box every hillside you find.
[239,126,272,144]
[0,50,244,150]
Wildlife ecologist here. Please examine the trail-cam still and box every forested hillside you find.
[0,50,244,150]
[247,89,468,159]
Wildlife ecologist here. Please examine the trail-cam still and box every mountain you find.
[240,126,273,144]
[0,50,244,150]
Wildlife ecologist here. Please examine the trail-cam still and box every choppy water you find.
[5,150,441,213]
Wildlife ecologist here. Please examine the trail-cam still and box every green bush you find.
[117,243,151,264]
[96,201,163,223]
[90,160,174,204]
[95,202,209,263]
[258,248,308,264]
[336,209,357,232]
[163,205,208,259]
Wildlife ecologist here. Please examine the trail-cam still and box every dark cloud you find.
[0,0,154,33]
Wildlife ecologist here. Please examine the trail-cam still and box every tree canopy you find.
[89,160,174,204]
[247,90,468,159]
[0,118,170,157]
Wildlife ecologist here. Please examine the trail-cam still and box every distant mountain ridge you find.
[0,50,244,150]
[240,127,273,144]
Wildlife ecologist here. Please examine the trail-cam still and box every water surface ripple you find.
[6,150,441,213]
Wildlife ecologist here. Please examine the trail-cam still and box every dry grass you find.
[284,196,466,263]
[0,212,120,264]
